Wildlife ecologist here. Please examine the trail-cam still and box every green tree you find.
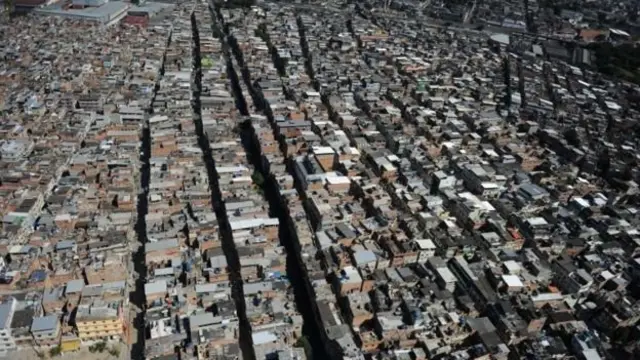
[49,346,61,357]
[89,341,107,353]
[251,171,264,186]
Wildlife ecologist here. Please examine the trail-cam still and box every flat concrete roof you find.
[129,1,175,15]
[36,1,130,21]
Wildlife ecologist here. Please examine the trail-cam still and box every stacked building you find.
[2,1,640,360]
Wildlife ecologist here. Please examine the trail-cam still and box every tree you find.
[251,171,264,186]
[49,346,61,357]
[295,336,313,360]
[89,341,107,353]
[15,279,27,289]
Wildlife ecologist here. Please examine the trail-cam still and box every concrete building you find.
[0,299,18,355]
[75,299,124,343]
[30,315,61,348]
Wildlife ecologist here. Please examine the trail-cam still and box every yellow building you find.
[75,299,124,342]
[60,336,81,352]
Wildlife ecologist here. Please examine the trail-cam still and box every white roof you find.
[149,115,169,123]
[387,154,400,163]
[325,176,351,185]
[252,331,278,345]
[610,28,630,37]
[231,176,252,183]
[55,214,72,221]
[490,33,510,45]
[230,217,279,231]
[573,197,590,208]
[481,182,499,189]
[144,280,167,295]
[503,260,522,274]
[527,217,548,226]
[604,101,621,111]
[436,268,457,283]
[312,146,336,155]
[502,275,524,288]
[599,270,615,281]
[216,165,249,174]
[345,147,360,156]
[415,239,436,250]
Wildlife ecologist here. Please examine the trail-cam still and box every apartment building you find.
[75,299,124,343]
[31,315,61,348]
[0,299,18,355]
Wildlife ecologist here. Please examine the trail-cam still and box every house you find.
[31,315,61,348]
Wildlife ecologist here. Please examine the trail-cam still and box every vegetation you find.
[588,42,640,84]
[252,170,265,186]
[49,346,61,357]
[202,57,215,69]
[15,278,27,289]
[89,341,107,353]
[295,336,313,360]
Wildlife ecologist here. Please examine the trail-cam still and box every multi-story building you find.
[77,94,104,112]
[75,299,124,343]
[30,315,61,348]
[10,305,36,350]
[0,299,18,355]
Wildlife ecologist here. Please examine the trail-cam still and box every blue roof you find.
[66,279,85,294]
[56,240,76,251]
[353,250,377,266]
[31,315,58,332]
[0,300,15,330]
[30,270,47,283]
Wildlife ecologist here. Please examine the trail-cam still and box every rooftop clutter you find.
[1,0,640,359]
